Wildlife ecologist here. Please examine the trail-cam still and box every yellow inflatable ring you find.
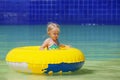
[6,46,85,74]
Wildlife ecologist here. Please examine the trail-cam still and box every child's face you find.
[49,28,59,40]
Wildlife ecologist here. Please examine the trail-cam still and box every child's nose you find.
[55,34,58,37]
[55,34,58,36]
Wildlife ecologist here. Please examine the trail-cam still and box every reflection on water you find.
[1,60,120,80]
[2,69,95,80]
[0,61,95,80]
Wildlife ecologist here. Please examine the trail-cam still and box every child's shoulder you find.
[44,38,51,42]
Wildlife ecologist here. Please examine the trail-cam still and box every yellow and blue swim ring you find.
[6,46,85,74]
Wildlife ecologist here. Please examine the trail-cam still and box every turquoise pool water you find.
[0,25,120,80]
[0,25,120,60]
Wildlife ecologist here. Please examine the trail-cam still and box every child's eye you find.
[53,33,58,35]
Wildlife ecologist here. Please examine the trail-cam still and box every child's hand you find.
[60,44,71,49]
[65,45,71,48]
[60,44,65,47]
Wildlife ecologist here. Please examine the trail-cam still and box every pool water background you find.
[0,25,120,80]
[0,25,120,60]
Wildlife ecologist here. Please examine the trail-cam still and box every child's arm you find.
[40,39,49,50]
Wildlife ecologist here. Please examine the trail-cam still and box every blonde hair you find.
[47,22,60,34]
